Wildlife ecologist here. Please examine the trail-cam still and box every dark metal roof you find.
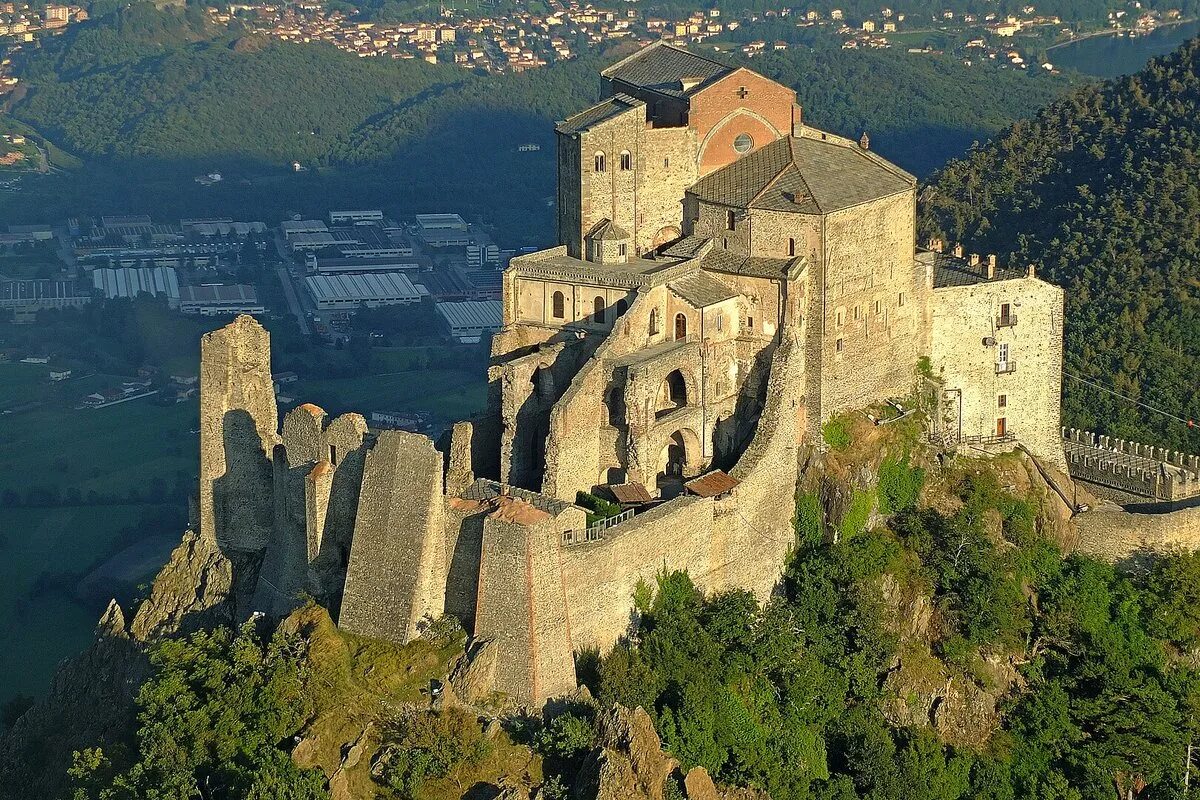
[556,93,643,135]
[688,135,915,214]
[685,470,739,497]
[699,249,805,281]
[668,271,738,308]
[601,43,734,98]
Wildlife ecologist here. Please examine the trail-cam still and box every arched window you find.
[649,308,660,335]
[594,296,606,323]
[656,370,688,417]
[594,152,606,172]
[620,150,632,171]
[552,290,565,319]
[674,312,687,341]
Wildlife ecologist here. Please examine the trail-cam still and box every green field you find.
[0,504,167,707]
[290,367,487,425]
[0,364,199,498]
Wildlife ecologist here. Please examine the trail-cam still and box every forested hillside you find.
[0,2,1074,243]
[920,38,1200,452]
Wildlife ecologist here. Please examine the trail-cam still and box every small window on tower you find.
[618,244,627,257]
[726,210,736,231]
[620,150,632,171]
[748,316,755,330]
[998,394,1007,408]
[594,152,606,172]
[836,338,845,353]
[874,299,882,315]
[835,308,845,327]
[788,237,796,257]
[664,157,670,168]
[898,292,906,307]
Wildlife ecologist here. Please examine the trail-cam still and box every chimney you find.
[928,238,943,253]
[987,254,996,279]
[968,253,980,268]
[952,243,964,258]
[859,131,870,150]
[1027,264,1036,279]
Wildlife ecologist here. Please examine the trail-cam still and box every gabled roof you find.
[601,42,734,99]
[668,271,738,308]
[556,93,643,135]
[688,135,916,214]
[659,235,712,259]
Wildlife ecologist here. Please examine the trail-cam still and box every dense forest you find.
[920,38,1200,452]
[0,2,1074,244]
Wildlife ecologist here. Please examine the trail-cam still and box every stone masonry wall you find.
[198,315,278,552]
[1075,503,1200,562]
[816,191,926,423]
[930,274,1066,470]
[339,431,446,643]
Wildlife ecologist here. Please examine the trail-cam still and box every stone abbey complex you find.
[200,44,1067,706]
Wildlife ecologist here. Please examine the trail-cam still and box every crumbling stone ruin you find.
[200,44,1072,706]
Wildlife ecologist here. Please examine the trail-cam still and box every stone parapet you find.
[1062,427,1200,502]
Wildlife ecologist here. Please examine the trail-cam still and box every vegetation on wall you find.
[920,38,1200,452]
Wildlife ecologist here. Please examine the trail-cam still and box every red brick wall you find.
[689,69,800,174]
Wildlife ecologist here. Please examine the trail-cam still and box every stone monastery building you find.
[200,43,1066,707]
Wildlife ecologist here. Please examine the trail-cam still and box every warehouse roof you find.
[304,272,422,303]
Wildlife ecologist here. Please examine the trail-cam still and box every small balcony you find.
[996,312,1018,328]
[995,360,1017,375]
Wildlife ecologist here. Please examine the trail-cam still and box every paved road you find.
[275,264,311,336]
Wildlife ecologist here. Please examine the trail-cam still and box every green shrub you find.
[795,491,824,545]
[374,708,490,799]
[576,490,623,525]
[878,455,925,514]
[838,489,875,541]
[534,711,596,763]
[822,416,853,450]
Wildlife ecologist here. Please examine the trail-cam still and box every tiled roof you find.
[685,469,739,497]
[688,135,915,214]
[608,482,654,504]
[668,271,738,308]
[601,42,733,98]
[659,235,711,259]
[699,249,805,281]
[588,219,631,241]
[555,93,642,135]
[927,251,1027,288]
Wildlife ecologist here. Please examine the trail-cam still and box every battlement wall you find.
[1063,427,1200,502]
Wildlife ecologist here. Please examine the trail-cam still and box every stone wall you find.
[1075,503,1200,562]
[338,431,447,643]
[815,191,926,423]
[930,274,1065,470]
[1063,428,1200,502]
[198,315,278,552]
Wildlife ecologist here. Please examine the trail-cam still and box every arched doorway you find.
[656,370,687,417]
[660,431,688,478]
[674,313,687,341]
[594,296,606,323]
[657,428,698,498]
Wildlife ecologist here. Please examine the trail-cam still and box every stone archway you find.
[655,369,688,417]
[656,427,701,497]
[651,225,682,250]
